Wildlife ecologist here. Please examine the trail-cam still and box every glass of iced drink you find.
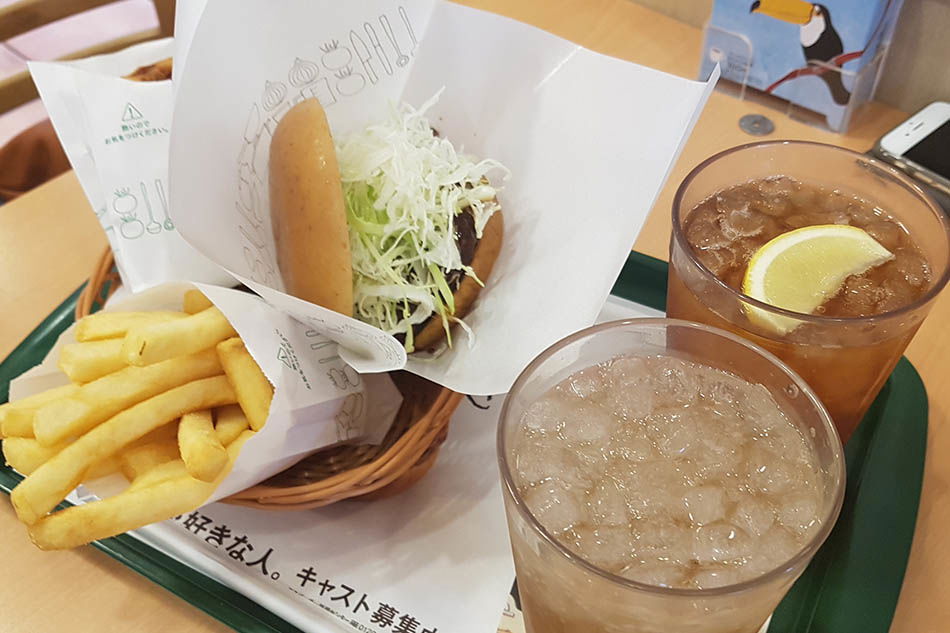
[667,141,950,442]
[498,318,845,633]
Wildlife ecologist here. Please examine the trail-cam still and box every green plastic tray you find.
[0,251,926,633]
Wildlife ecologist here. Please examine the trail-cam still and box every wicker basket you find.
[77,247,464,510]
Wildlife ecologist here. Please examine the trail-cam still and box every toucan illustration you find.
[751,0,851,105]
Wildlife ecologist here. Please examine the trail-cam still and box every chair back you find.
[0,0,175,113]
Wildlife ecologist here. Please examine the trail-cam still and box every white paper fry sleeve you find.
[192,283,403,500]
[8,282,402,505]
[28,43,233,293]
[169,0,718,393]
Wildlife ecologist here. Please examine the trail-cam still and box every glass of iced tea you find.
[667,141,950,442]
[498,319,845,633]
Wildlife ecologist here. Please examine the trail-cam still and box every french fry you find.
[75,311,187,342]
[28,432,253,550]
[34,348,221,447]
[119,440,181,481]
[178,410,227,482]
[2,407,38,438]
[183,290,213,315]
[123,307,237,367]
[2,438,118,479]
[3,438,67,475]
[85,454,121,480]
[217,338,273,431]
[0,384,80,439]
[59,339,126,383]
[134,423,180,447]
[127,459,189,491]
[11,375,237,525]
[214,404,249,446]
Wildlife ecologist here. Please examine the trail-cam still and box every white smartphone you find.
[876,101,950,197]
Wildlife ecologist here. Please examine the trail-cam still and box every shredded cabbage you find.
[337,90,508,351]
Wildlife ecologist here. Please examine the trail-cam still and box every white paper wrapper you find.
[10,283,402,503]
[28,43,232,293]
[170,0,719,394]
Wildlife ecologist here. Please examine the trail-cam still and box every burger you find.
[269,92,507,352]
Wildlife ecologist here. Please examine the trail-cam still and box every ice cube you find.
[821,190,855,215]
[695,245,738,277]
[654,411,705,460]
[692,523,752,563]
[654,361,703,406]
[513,441,558,486]
[731,497,776,537]
[839,275,881,316]
[865,220,904,252]
[788,184,818,209]
[561,366,608,399]
[877,278,918,313]
[559,403,614,445]
[720,206,776,240]
[683,486,727,526]
[570,525,635,573]
[686,202,732,251]
[522,398,564,435]
[757,176,796,198]
[589,478,629,526]
[759,425,809,466]
[655,422,697,459]
[755,192,792,217]
[623,463,688,522]
[524,480,586,534]
[892,248,930,288]
[738,385,787,433]
[755,526,801,571]
[745,443,798,496]
[691,565,743,589]
[621,561,687,588]
[716,185,762,216]
[609,355,650,380]
[607,380,655,420]
[776,490,820,536]
[702,377,741,407]
[612,433,654,462]
[565,447,606,490]
[688,445,743,483]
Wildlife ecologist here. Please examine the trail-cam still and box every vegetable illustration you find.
[320,40,353,70]
[288,57,319,87]
[335,67,366,96]
[112,188,137,218]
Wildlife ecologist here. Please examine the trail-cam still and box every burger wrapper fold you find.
[169,0,720,395]
[8,282,403,504]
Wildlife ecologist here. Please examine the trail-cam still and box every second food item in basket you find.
[269,94,507,352]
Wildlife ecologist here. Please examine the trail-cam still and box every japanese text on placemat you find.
[173,513,439,632]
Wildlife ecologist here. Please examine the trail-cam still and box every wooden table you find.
[0,1,943,631]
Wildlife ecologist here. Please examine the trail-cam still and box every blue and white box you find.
[700,0,904,131]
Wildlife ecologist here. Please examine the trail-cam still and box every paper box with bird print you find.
[699,0,904,131]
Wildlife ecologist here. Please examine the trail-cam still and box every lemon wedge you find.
[742,224,894,334]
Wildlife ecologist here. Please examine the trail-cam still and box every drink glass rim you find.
[497,317,846,598]
[671,139,950,327]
